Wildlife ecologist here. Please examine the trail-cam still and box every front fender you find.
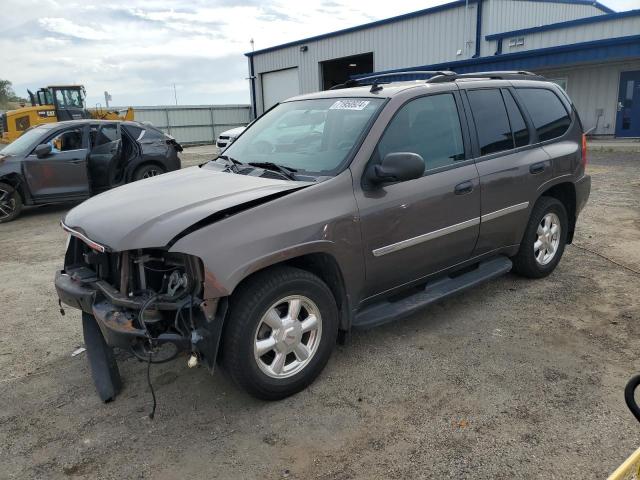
[169,170,365,303]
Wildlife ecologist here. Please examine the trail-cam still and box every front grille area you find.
[64,237,202,301]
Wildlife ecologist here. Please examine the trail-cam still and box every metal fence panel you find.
[130,105,251,146]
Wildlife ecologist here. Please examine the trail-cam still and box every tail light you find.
[581,133,588,168]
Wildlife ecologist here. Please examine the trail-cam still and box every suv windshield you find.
[223,97,384,175]
[0,126,49,156]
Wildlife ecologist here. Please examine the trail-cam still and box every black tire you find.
[0,181,23,223]
[221,266,338,400]
[82,313,122,402]
[512,196,568,278]
[133,164,165,181]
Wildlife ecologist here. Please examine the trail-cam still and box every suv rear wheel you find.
[0,182,23,223]
[512,196,568,278]
[133,164,165,181]
[222,266,338,400]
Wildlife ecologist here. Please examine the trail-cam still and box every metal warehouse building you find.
[246,0,640,138]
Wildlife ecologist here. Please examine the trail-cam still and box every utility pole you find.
[173,83,178,105]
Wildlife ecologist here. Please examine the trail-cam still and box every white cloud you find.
[38,17,110,41]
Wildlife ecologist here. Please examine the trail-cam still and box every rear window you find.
[467,89,513,156]
[516,88,571,142]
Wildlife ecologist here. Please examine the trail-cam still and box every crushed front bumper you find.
[55,268,221,365]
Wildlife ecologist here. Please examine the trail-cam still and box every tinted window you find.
[516,88,571,141]
[467,89,513,156]
[503,90,529,147]
[377,93,465,172]
[90,124,118,147]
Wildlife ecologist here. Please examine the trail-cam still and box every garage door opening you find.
[320,53,374,90]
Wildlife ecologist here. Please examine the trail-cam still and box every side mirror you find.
[35,144,52,158]
[366,152,425,186]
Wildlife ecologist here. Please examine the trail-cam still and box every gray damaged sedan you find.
[55,72,590,402]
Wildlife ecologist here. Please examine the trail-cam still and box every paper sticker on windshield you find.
[329,100,370,111]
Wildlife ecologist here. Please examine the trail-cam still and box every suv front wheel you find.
[512,196,568,278]
[222,266,338,400]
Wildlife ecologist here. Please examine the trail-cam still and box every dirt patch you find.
[0,151,639,479]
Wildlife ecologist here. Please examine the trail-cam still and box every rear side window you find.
[516,88,571,141]
[377,93,465,172]
[467,89,513,156]
[503,90,529,147]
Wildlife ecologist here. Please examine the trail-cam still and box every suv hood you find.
[63,165,309,251]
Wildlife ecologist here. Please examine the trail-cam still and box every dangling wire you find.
[138,294,158,419]
[147,351,156,419]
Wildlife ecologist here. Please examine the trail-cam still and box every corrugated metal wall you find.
[132,105,251,145]
[250,0,606,114]
[251,3,476,114]
[538,60,640,136]
[491,15,640,53]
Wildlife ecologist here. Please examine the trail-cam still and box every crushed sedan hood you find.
[63,165,310,251]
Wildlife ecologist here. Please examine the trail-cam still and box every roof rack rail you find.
[329,70,456,91]
[427,70,546,83]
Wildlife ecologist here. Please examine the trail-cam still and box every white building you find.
[246,0,640,138]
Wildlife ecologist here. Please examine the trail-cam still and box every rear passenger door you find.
[464,87,553,256]
[88,123,122,191]
[355,92,481,298]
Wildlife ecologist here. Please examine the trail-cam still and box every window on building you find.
[467,89,513,156]
[376,93,465,172]
[502,89,530,148]
[516,88,571,142]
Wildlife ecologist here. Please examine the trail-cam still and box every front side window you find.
[467,89,513,156]
[47,128,84,153]
[376,93,465,172]
[223,97,384,175]
[516,88,571,142]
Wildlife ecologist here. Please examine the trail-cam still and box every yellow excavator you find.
[0,85,134,143]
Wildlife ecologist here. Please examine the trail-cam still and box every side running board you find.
[353,256,513,329]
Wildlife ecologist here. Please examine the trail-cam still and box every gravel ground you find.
[0,149,639,479]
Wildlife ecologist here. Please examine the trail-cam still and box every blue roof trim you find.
[351,34,640,79]
[515,0,614,13]
[486,8,639,41]
[246,0,473,57]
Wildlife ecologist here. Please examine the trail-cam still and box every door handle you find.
[454,180,474,195]
[529,162,546,174]
[69,159,84,165]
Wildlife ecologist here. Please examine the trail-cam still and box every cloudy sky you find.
[1,0,636,107]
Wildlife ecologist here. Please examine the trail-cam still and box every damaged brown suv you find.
[55,71,590,402]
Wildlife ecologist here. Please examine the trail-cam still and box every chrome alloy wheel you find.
[253,295,322,379]
[534,212,561,266]
[0,187,16,220]
[142,168,161,178]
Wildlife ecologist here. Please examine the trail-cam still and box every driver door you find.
[354,92,480,298]
[23,126,90,198]
[88,123,122,192]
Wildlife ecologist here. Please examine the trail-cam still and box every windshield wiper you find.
[248,162,297,180]
[217,154,243,172]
